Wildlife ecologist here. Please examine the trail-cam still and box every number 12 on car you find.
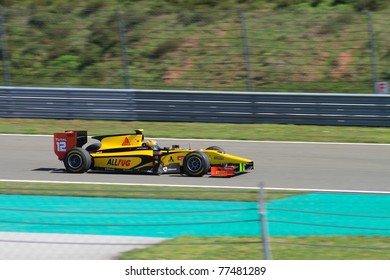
[56,141,66,152]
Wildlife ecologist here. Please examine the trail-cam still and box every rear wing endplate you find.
[53,130,87,160]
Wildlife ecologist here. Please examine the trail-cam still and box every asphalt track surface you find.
[1,134,390,259]
[0,134,389,192]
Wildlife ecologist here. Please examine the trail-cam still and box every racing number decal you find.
[56,141,67,152]
[53,132,77,159]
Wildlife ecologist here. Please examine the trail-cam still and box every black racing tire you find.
[205,146,225,154]
[183,151,210,177]
[85,142,102,153]
[64,147,92,173]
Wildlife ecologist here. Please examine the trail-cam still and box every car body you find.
[54,129,254,177]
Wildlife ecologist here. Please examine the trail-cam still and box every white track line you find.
[0,179,257,190]
[1,179,389,194]
[1,133,390,146]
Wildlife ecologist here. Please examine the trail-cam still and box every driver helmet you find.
[145,139,159,150]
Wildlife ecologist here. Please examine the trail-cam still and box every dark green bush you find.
[353,0,388,11]
[274,0,306,9]
[147,39,182,59]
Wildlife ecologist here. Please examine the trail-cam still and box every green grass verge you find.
[2,118,390,143]
[118,236,390,260]
[0,182,300,202]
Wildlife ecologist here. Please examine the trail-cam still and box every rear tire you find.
[183,151,210,177]
[64,147,91,173]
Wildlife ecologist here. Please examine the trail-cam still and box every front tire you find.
[64,147,91,173]
[183,151,210,177]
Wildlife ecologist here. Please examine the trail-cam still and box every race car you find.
[53,129,254,177]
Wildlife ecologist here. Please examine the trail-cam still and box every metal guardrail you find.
[1,86,390,126]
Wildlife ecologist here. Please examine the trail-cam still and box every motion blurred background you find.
[0,0,389,93]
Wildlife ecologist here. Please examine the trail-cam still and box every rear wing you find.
[54,130,87,160]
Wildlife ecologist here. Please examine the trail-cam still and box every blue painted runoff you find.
[0,193,389,238]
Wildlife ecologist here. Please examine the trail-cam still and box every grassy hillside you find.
[1,0,388,11]
[0,0,389,93]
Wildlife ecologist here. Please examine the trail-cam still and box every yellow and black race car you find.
[54,129,254,177]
